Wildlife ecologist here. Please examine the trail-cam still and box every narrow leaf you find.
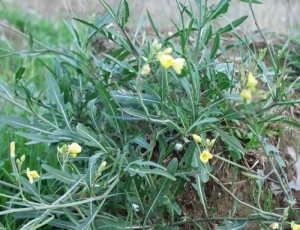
[42,165,78,185]
[217,16,248,34]
[46,72,71,129]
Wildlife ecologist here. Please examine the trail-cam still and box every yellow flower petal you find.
[163,47,173,54]
[171,58,185,74]
[200,150,213,163]
[69,142,82,157]
[246,72,258,89]
[158,52,174,68]
[291,221,300,230]
[240,88,252,104]
[192,134,202,143]
[26,168,40,184]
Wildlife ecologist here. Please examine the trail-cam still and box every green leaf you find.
[16,131,59,144]
[0,80,13,99]
[86,153,104,188]
[215,128,245,160]
[96,83,122,134]
[99,0,118,22]
[211,33,220,58]
[206,0,229,21]
[42,164,78,185]
[202,25,212,46]
[180,78,195,120]
[239,0,262,4]
[124,160,176,180]
[48,219,76,230]
[126,167,176,181]
[119,0,130,29]
[147,10,160,37]
[46,72,71,130]
[132,136,151,150]
[217,16,248,34]
[143,158,178,227]
[103,53,135,73]
[216,220,248,230]
[112,91,160,106]
[192,150,208,216]
[76,123,107,152]
[187,117,219,133]
[179,142,196,169]
[75,207,100,230]
[215,72,231,90]
[64,20,81,47]
[281,119,300,128]
[15,66,25,82]
[94,219,127,229]
[222,108,245,120]
[20,177,40,198]
[0,116,52,135]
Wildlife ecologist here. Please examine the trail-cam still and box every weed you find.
[0,0,299,229]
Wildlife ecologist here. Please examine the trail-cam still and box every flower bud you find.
[174,143,183,151]
[141,64,151,75]
[246,72,258,89]
[152,39,162,52]
[20,154,26,162]
[192,134,202,143]
[240,88,252,104]
[10,141,15,158]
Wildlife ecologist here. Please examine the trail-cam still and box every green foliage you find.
[0,0,299,229]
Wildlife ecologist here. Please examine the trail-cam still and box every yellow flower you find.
[69,142,82,157]
[270,222,279,230]
[171,58,185,74]
[158,52,174,68]
[10,141,15,158]
[246,72,258,89]
[141,64,151,75]
[26,168,40,184]
[240,88,252,104]
[291,221,300,230]
[192,134,202,143]
[200,150,213,163]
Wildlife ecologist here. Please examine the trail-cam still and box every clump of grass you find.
[0,0,299,229]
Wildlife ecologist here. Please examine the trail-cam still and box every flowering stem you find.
[160,68,170,114]
[0,176,119,216]
[213,154,249,171]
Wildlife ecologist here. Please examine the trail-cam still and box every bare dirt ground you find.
[5,0,300,34]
